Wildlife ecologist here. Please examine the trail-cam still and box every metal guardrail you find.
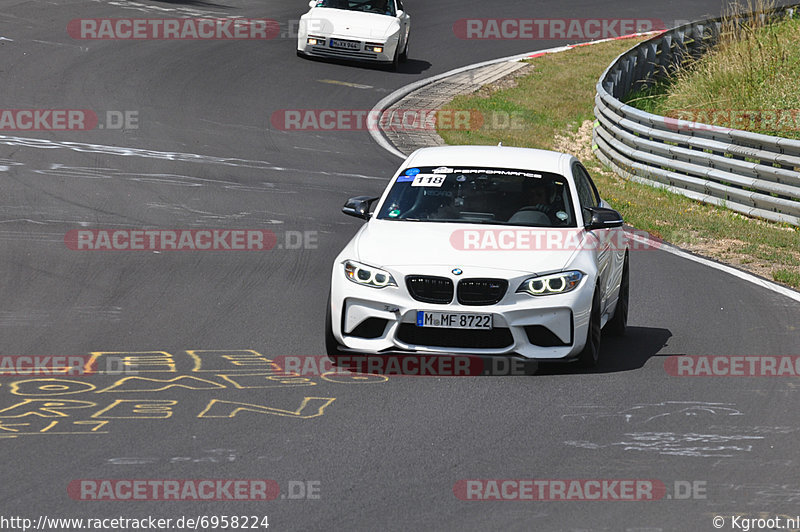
[593,5,800,225]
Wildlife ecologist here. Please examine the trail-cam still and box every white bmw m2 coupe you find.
[327,146,630,368]
[297,0,410,70]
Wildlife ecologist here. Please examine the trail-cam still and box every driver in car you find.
[509,180,559,226]
[372,0,391,13]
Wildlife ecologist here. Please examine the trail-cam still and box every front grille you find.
[397,324,513,349]
[457,279,508,306]
[310,46,378,59]
[348,318,389,339]
[406,276,453,304]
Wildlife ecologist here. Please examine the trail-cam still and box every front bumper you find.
[330,271,595,360]
[297,35,398,63]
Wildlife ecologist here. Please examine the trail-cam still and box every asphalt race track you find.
[1,1,799,530]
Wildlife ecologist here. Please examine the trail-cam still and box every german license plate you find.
[416,311,493,330]
[330,39,360,50]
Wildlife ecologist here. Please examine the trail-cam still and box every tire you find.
[578,288,602,368]
[399,37,408,62]
[325,293,345,359]
[389,44,400,71]
[605,253,629,337]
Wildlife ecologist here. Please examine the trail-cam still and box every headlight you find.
[517,271,584,296]
[344,260,397,289]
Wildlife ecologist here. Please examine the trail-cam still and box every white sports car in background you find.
[297,0,410,70]
[327,146,630,368]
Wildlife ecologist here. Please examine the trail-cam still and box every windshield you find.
[376,166,577,227]
[314,0,396,16]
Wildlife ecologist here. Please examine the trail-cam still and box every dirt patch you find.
[677,235,776,279]
[552,119,595,161]
[472,63,536,98]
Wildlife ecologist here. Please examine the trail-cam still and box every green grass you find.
[441,41,624,148]
[624,11,800,139]
[438,36,800,288]
[774,269,800,286]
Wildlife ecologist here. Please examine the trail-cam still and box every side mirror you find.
[397,10,404,17]
[308,0,317,8]
[584,206,623,230]
[342,196,379,220]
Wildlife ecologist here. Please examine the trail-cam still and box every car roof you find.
[403,145,572,175]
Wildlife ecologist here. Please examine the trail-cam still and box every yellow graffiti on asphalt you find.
[87,351,177,373]
[91,399,178,419]
[187,349,277,373]
[197,397,336,419]
[10,379,95,396]
[97,376,226,393]
[0,349,381,439]
[215,373,315,389]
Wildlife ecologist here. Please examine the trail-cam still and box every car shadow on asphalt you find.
[534,326,673,376]
[394,59,433,75]
[299,54,433,75]
[323,326,671,378]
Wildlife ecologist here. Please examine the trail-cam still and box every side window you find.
[396,0,404,11]
[572,164,599,211]
[584,167,601,206]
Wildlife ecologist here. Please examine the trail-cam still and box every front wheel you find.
[399,37,409,62]
[578,288,602,368]
[605,253,629,336]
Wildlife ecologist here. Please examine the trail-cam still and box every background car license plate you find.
[416,311,492,330]
[330,39,360,50]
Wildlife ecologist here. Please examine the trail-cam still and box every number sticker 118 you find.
[411,174,446,187]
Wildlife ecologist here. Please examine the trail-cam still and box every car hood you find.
[353,221,580,275]
[307,8,400,39]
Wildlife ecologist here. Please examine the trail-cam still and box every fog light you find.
[307,38,320,45]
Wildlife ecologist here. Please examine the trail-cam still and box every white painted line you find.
[629,232,800,304]
[96,0,223,18]
[0,134,384,180]
[318,79,373,89]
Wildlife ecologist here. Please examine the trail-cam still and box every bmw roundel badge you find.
[452,268,463,276]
